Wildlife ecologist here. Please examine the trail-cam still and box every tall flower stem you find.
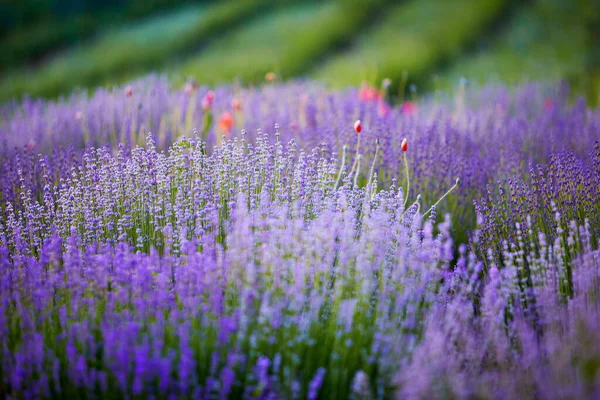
[403,152,410,207]
[368,139,380,190]
[423,178,461,218]
[334,145,349,190]
[354,155,362,188]
[348,134,361,178]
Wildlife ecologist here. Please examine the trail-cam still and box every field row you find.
[2,0,597,104]
[1,79,599,398]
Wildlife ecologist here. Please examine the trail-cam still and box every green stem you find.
[368,140,380,189]
[348,134,361,178]
[403,152,410,207]
[423,178,461,218]
[353,155,362,188]
[334,145,348,190]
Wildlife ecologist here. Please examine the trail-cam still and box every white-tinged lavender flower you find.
[0,80,599,399]
[350,370,373,400]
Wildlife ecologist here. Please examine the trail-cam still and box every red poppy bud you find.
[401,138,408,152]
[265,72,276,82]
[202,91,215,111]
[232,98,242,111]
[354,120,362,133]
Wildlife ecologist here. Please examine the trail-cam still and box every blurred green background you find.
[1,0,598,104]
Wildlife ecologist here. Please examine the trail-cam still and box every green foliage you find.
[0,0,597,102]
[437,0,599,92]
[0,0,273,102]
[313,0,508,89]
[175,0,386,85]
[0,0,201,68]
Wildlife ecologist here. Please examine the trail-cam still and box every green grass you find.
[0,14,97,69]
[0,0,273,102]
[175,0,387,86]
[0,0,596,103]
[312,0,508,89]
[436,0,598,93]
[0,0,197,70]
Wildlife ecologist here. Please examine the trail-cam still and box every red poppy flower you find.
[401,102,417,115]
[219,112,234,133]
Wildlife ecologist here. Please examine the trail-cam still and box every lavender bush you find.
[1,78,599,398]
[3,78,599,197]
[1,132,455,398]
[3,78,600,245]
[475,142,600,296]
[396,220,600,400]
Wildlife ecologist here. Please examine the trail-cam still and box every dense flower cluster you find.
[398,226,600,399]
[1,133,452,398]
[2,78,599,242]
[475,143,600,270]
[0,79,599,398]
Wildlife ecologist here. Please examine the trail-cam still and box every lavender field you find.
[1,77,600,399]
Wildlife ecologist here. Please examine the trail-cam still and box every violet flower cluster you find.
[397,222,600,399]
[1,132,452,398]
[1,78,600,399]
[474,142,600,293]
[2,78,599,212]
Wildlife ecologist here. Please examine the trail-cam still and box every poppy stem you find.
[354,155,362,188]
[403,152,410,207]
[334,145,348,190]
